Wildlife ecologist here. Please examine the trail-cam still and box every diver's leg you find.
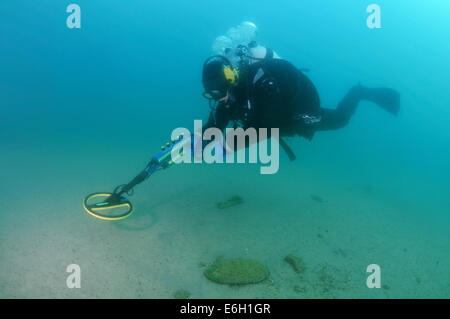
[314,84,400,131]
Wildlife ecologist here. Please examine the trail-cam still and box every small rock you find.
[284,254,307,274]
[310,194,324,203]
[174,289,190,299]
[216,195,244,209]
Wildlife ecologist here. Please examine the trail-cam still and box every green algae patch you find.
[174,289,191,299]
[204,258,269,285]
[216,195,244,209]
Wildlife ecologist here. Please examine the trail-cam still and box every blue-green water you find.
[1,1,449,298]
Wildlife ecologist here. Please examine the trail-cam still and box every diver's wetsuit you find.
[202,58,399,158]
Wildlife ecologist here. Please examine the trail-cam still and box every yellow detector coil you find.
[83,193,133,221]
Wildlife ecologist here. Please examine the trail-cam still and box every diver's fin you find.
[279,137,296,161]
[366,87,400,116]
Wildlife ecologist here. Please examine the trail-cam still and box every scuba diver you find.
[201,50,400,160]
[83,22,400,221]
[202,21,400,159]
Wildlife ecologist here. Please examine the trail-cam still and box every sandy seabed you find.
[1,138,449,299]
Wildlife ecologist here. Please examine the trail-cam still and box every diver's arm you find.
[201,112,219,132]
[193,103,230,149]
[188,104,231,161]
[202,103,231,132]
